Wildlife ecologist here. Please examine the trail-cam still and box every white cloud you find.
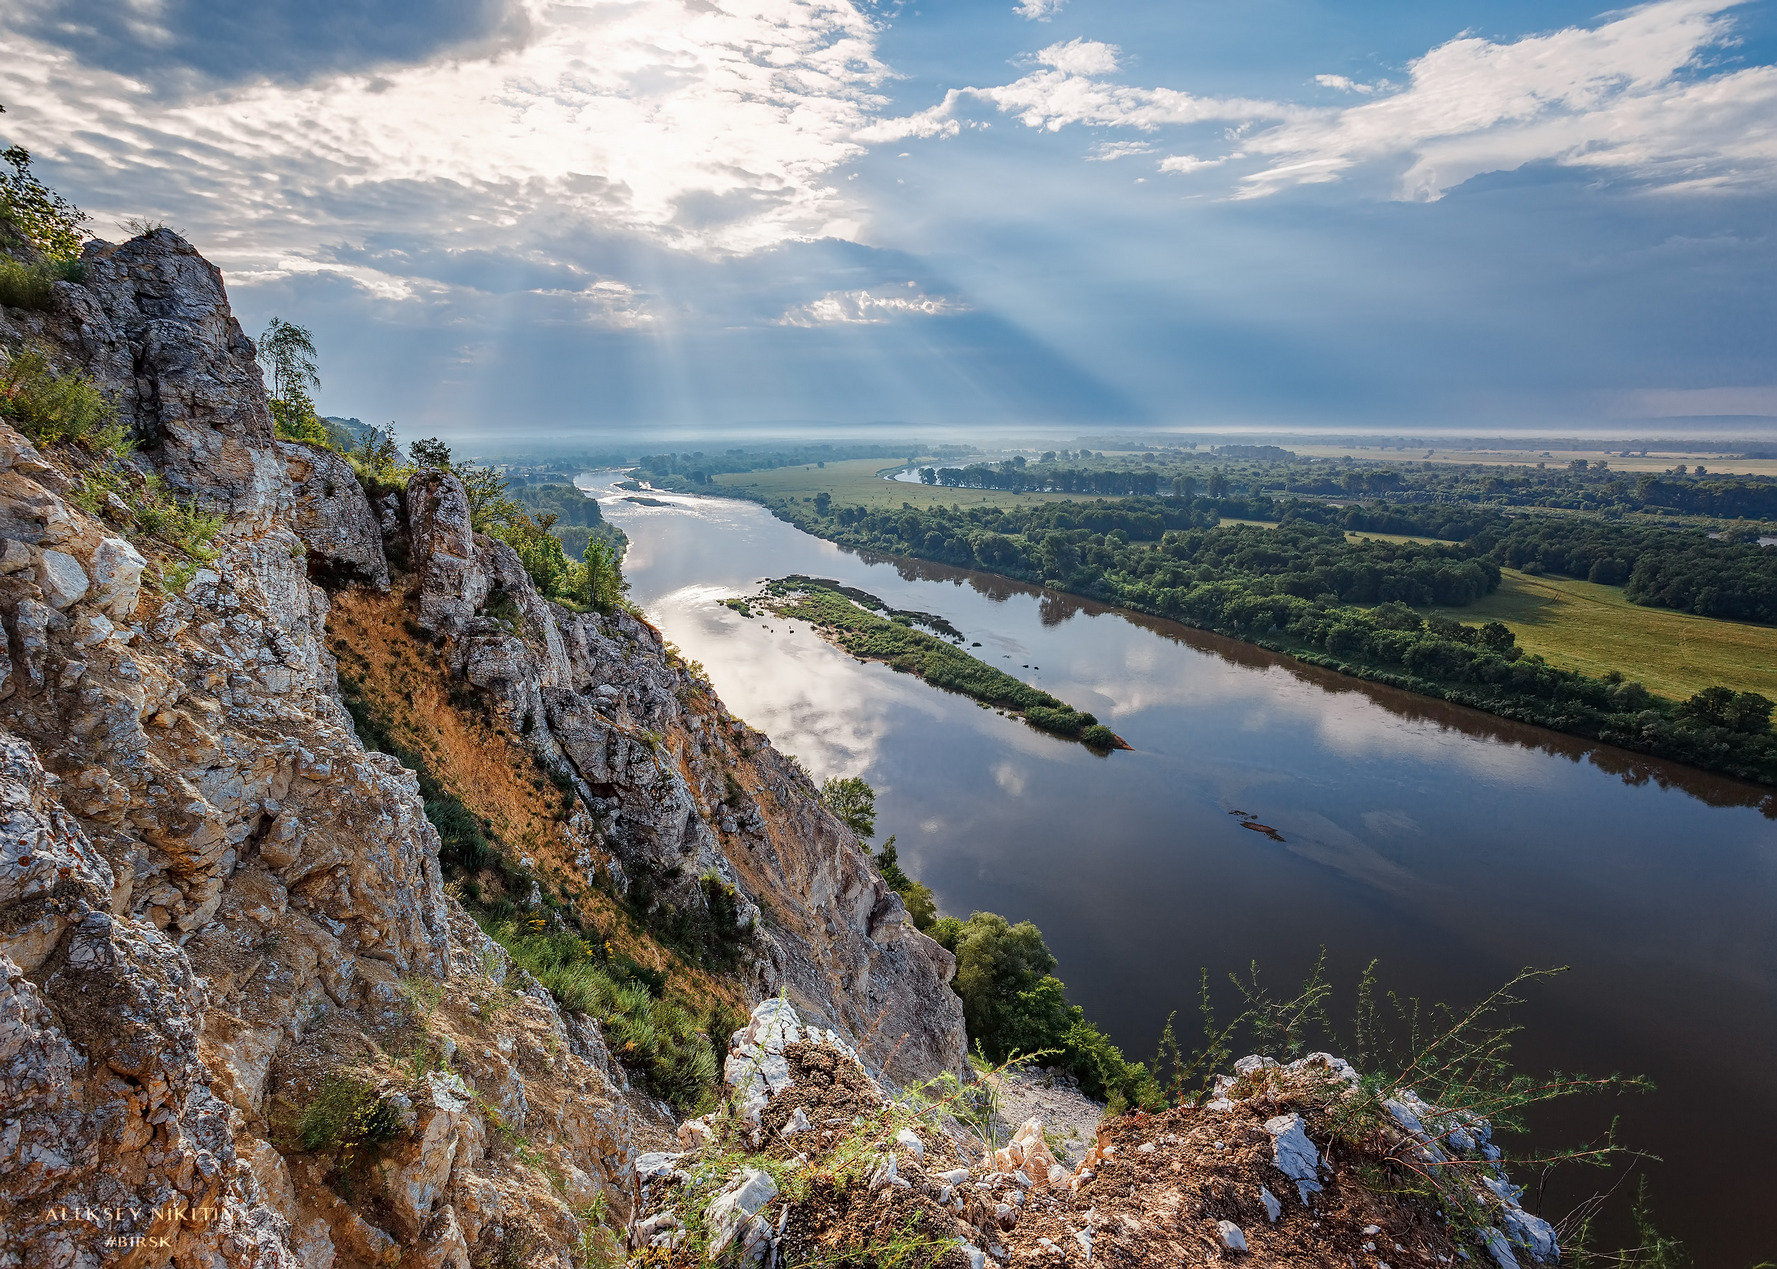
[779,285,967,325]
[1014,0,1066,20]
[1087,141,1155,161]
[1033,38,1120,76]
[1157,153,1228,174]
[1237,0,1777,200]
[992,761,1027,795]
[1,0,891,279]
[1314,74,1377,94]
[862,40,1301,139]
[867,0,1777,201]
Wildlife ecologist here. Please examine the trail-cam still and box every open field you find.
[1424,568,1777,701]
[711,458,1097,510]
[1345,530,1452,545]
[1286,442,1777,477]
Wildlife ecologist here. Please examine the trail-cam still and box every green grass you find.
[1346,530,1456,546]
[760,577,1118,748]
[478,917,728,1111]
[1423,568,1777,702]
[710,458,1109,511]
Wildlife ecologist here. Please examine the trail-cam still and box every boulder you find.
[279,442,389,589]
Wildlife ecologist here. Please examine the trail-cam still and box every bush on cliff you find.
[1,143,87,260]
[820,775,877,838]
[409,436,631,612]
[929,910,1159,1107]
[0,345,126,453]
[874,837,937,932]
[481,917,730,1111]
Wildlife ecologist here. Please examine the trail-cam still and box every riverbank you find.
[752,576,1124,750]
[587,473,1777,1260]
[663,481,1777,791]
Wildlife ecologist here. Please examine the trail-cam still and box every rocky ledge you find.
[629,999,1561,1269]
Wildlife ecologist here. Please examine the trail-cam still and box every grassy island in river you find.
[746,576,1125,750]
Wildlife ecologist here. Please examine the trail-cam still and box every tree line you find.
[760,494,1777,788]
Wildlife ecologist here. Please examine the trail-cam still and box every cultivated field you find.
[1425,568,1777,702]
[709,458,1107,510]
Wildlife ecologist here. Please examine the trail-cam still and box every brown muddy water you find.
[586,474,1777,1263]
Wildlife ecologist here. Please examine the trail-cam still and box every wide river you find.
[585,474,1776,1261]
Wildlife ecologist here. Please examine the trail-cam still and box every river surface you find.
[585,474,1777,1262]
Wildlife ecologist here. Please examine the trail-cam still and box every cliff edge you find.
[0,229,965,1269]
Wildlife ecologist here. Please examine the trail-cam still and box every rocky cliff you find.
[0,230,965,1269]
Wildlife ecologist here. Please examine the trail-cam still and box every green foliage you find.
[1676,685,1773,734]
[345,423,409,496]
[257,316,319,399]
[622,869,752,972]
[270,389,332,445]
[764,579,1105,745]
[0,257,60,310]
[257,319,335,447]
[820,774,877,839]
[874,836,937,931]
[410,436,452,469]
[70,463,223,577]
[763,505,1777,783]
[929,911,1158,1106]
[0,144,87,259]
[576,536,629,613]
[0,346,126,453]
[296,1074,402,1155]
[480,917,725,1111]
[501,513,575,598]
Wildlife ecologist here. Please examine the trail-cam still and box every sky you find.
[4,0,1776,443]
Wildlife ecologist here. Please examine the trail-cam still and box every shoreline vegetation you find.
[743,576,1126,750]
[626,463,1777,796]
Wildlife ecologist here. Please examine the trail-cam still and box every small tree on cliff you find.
[257,317,329,445]
[819,775,876,839]
[0,120,88,259]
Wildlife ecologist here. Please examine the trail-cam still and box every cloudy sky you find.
[5,0,1776,441]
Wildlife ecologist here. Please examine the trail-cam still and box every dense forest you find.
[745,494,1777,788]
[893,449,1777,520]
[509,480,628,560]
[633,442,969,485]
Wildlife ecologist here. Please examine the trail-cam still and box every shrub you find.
[296,1073,402,1155]
[480,917,725,1111]
[271,393,332,445]
[1081,723,1118,750]
[820,775,876,838]
[0,346,126,452]
[0,258,56,310]
[929,910,1158,1105]
[875,837,936,931]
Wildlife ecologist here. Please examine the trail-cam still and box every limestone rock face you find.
[279,441,389,590]
[0,230,965,1268]
[398,472,968,1083]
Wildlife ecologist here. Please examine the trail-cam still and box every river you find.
[585,474,1777,1262]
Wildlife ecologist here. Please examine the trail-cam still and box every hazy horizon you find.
[8,0,1774,438]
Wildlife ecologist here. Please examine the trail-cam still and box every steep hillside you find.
[0,229,964,1269]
